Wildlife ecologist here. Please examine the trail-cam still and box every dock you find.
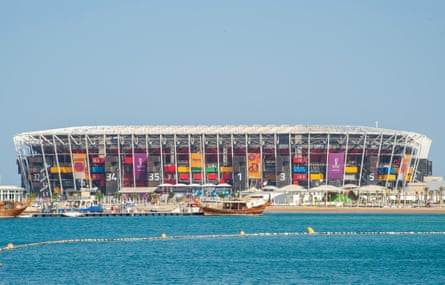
[25,212,203,218]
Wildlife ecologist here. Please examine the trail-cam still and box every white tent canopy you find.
[278,185,307,192]
[309,185,342,193]
[358,185,386,193]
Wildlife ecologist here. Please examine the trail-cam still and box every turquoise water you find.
[1,213,445,284]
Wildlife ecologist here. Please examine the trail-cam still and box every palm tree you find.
[439,186,445,207]
[423,187,429,207]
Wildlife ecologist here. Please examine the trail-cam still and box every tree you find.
[96,191,104,202]
[423,187,429,207]
[439,186,445,207]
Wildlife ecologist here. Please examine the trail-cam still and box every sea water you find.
[1,213,445,284]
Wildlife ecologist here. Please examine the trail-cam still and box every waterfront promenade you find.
[21,204,445,217]
[265,205,445,214]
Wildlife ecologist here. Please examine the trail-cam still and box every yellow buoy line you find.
[2,229,445,253]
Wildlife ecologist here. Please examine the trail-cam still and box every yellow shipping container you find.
[344,166,358,173]
[177,166,189,173]
[378,174,396,181]
[264,173,276,180]
[310,173,324,181]
[50,166,72,173]
[220,166,233,173]
[62,167,72,173]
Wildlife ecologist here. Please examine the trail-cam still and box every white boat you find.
[149,204,180,213]
[62,211,85,217]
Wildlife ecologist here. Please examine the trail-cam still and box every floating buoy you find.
[307,227,315,234]
[7,243,14,249]
[240,230,245,236]
[161,233,167,239]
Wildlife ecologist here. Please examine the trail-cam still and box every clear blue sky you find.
[1,1,444,184]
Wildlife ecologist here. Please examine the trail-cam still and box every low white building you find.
[0,185,25,202]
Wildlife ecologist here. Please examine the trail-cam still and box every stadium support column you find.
[40,136,51,199]
[188,135,192,185]
[53,136,63,196]
[387,135,398,188]
[202,134,206,185]
[174,134,178,185]
[117,134,122,191]
[325,133,330,186]
[68,135,76,191]
[307,133,311,189]
[245,133,249,190]
[288,133,292,188]
[131,134,136,189]
[358,134,367,188]
[343,135,349,188]
[159,134,164,185]
[217,134,220,183]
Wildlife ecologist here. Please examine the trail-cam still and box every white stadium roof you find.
[14,124,429,137]
[14,124,431,158]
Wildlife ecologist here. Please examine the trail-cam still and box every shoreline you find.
[265,205,445,214]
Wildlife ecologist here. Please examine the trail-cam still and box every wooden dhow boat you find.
[195,197,270,216]
[0,199,33,218]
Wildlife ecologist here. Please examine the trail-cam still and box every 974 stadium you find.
[12,125,434,206]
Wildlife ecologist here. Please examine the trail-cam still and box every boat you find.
[0,199,33,218]
[56,199,104,214]
[195,197,270,216]
[149,204,181,213]
[61,210,85,218]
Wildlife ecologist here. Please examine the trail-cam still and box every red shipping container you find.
[164,165,176,173]
[193,173,202,180]
[92,157,105,164]
[179,173,189,180]
[293,157,308,164]
[293,173,307,180]
[91,173,105,180]
[207,173,218,180]
[222,173,232,179]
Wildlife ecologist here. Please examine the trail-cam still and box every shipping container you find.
[207,173,218,180]
[344,174,356,180]
[293,157,308,164]
[92,157,106,164]
[50,167,72,174]
[91,166,105,173]
[191,167,202,173]
[222,173,232,180]
[293,166,307,173]
[206,166,218,173]
[293,173,307,180]
[310,173,324,181]
[91,173,106,180]
[263,173,275,180]
[179,173,189,180]
[378,174,396,181]
[220,166,233,173]
[177,166,189,173]
[378,167,396,174]
[164,165,176,173]
[344,166,358,173]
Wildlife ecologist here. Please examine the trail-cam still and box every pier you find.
[26,211,203,218]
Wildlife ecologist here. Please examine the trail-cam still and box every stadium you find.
[13,125,432,201]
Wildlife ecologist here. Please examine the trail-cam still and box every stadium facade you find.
[13,125,432,198]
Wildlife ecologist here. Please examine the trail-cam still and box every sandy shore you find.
[265,205,445,214]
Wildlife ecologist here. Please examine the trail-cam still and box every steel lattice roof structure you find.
[14,125,431,158]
